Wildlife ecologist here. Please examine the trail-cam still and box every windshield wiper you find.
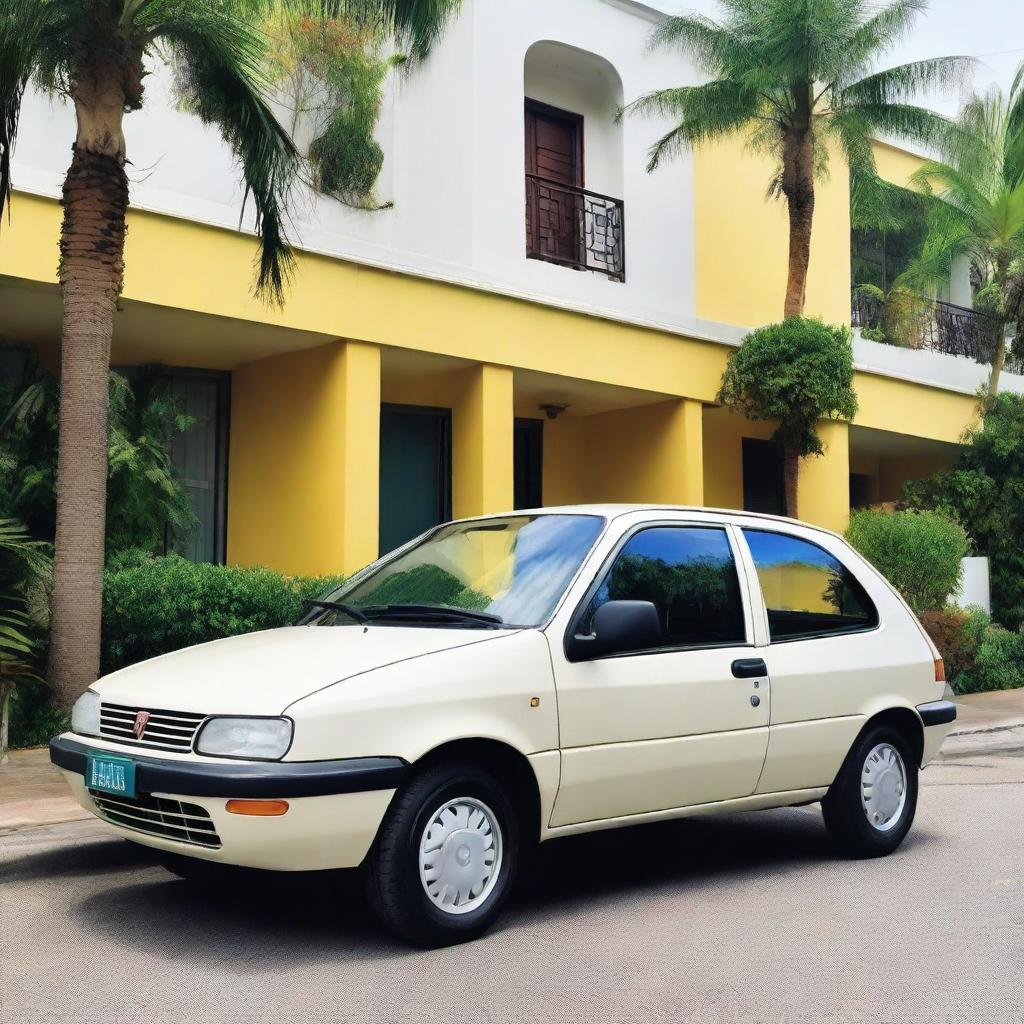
[301,599,369,625]
[361,604,504,627]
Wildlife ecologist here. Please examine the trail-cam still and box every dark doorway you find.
[525,99,583,266]
[742,438,785,515]
[849,473,873,510]
[166,371,230,564]
[514,418,544,510]
[379,404,452,556]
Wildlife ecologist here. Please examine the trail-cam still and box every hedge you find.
[101,552,344,675]
[919,607,1024,694]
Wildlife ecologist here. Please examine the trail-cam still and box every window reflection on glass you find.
[586,527,746,649]
[742,529,878,641]
[330,514,605,627]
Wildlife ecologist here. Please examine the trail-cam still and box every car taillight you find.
[934,658,945,682]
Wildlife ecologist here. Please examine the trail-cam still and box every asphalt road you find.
[3,729,1022,1024]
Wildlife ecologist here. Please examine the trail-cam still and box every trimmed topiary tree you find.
[845,509,969,614]
[717,318,858,518]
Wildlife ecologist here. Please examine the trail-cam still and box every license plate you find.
[86,753,136,799]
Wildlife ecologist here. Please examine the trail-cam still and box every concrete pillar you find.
[797,419,850,532]
[228,339,380,577]
[452,364,514,518]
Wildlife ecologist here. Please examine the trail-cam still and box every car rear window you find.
[742,529,878,641]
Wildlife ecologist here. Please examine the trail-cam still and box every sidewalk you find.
[3,688,1024,833]
[949,688,1024,736]
[0,746,89,832]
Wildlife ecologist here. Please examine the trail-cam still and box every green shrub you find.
[919,607,979,688]
[920,605,1024,695]
[966,625,1024,694]
[845,509,969,613]
[101,554,344,674]
[859,326,889,343]
[902,392,1024,630]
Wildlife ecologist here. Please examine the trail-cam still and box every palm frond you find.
[624,80,762,171]
[648,13,741,75]
[0,0,57,226]
[839,0,926,84]
[285,0,460,66]
[150,3,300,302]
[841,57,976,110]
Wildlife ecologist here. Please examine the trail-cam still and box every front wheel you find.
[822,724,918,858]
[363,761,520,946]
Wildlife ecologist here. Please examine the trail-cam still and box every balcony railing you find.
[525,173,625,281]
[851,287,1020,370]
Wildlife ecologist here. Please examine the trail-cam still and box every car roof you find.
[454,504,844,542]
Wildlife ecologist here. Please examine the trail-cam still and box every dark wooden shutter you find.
[525,100,583,264]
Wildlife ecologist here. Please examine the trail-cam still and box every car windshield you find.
[317,514,605,628]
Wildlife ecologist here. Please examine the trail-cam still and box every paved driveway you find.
[2,729,1022,1024]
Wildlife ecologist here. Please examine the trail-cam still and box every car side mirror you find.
[565,600,662,662]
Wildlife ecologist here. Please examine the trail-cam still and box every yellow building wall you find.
[577,399,704,506]
[702,407,778,511]
[228,340,381,577]
[693,137,852,328]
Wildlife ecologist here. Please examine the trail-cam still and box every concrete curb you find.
[948,720,1024,739]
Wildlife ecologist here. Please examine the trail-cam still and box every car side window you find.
[742,529,878,641]
[584,526,747,649]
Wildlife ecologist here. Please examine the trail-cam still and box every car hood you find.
[92,625,515,716]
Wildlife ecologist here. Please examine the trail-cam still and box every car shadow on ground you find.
[19,806,935,963]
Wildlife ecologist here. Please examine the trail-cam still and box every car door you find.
[735,526,890,795]
[548,520,771,828]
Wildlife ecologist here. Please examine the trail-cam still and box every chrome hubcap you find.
[419,797,503,915]
[861,742,907,832]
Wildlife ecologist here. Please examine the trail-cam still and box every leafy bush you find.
[859,326,890,343]
[101,554,344,675]
[919,607,980,686]
[845,509,968,613]
[919,605,1024,695]
[902,392,1024,630]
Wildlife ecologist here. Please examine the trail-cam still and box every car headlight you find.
[195,717,293,760]
[71,690,101,737]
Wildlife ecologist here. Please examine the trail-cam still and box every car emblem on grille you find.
[133,711,151,740]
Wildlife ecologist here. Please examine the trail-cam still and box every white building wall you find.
[11,0,701,336]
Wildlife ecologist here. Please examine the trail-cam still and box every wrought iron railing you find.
[851,286,1020,370]
[525,173,625,281]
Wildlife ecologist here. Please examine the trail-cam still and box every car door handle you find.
[732,658,767,679]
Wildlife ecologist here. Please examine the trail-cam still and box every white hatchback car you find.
[53,506,956,945]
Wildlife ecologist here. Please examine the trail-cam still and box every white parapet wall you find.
[950,556,991,613]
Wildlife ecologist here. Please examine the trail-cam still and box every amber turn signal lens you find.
[225,799,289,816]
[934,658,945,683]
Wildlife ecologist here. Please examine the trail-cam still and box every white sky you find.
[647,0,1024,115]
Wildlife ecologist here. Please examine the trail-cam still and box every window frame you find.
[735,526,880,645]
[563,520,756,660]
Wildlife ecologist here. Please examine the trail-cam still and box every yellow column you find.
[337,340,381,573]
[227,339,380,577]
[675,398,704,506]
[452,364,514,518]
[797,419,850,532]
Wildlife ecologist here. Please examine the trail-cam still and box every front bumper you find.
[50,735,406,871]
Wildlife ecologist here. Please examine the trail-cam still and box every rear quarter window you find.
[742,528,879,642]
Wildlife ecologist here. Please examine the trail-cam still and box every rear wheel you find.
[822,724,918,857]
[363,761,520,947]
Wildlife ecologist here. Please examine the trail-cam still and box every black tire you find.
[363,761,520,947]
[822,723,918,858]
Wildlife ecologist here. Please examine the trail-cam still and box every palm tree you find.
[623,0,972,319]
[0,0,458,708]
[898,66,1024,406]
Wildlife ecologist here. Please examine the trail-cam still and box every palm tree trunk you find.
[983,324,1008,412]
[782,120,815,320]
[47,60,131,708]
[782,446,799,519]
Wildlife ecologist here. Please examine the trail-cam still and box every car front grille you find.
[90,791,222,849]
[99,702,206,752]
